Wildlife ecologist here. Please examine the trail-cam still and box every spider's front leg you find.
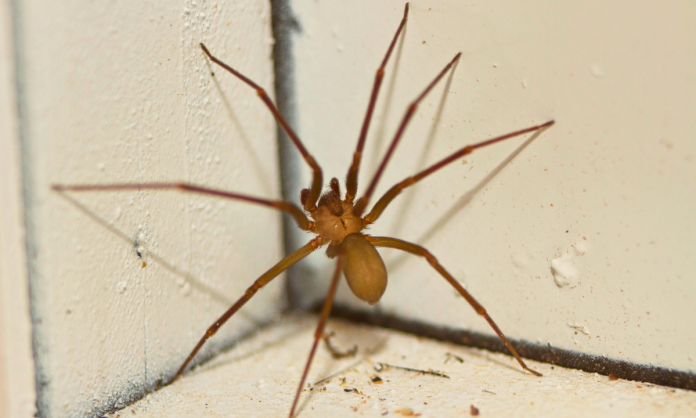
[199,43,323,212]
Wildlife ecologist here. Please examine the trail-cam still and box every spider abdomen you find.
[341,233,387,305]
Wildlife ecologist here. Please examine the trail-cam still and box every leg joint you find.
[206,326,218,338]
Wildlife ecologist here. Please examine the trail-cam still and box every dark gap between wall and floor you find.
[322,303,696,392]
[270,0,318,311]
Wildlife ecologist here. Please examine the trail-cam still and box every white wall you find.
[290,0,696,374]
[3,1,695,416]
[3,0,283,417]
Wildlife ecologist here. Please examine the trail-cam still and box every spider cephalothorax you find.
[307,179,364,244]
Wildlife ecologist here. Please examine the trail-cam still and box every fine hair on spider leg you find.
[52,3,554,417]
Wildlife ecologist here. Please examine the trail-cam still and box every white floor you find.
[110,313,696,418]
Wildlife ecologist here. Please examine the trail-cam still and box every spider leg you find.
[288,256,343,418]
[170,237,321,384]
[352,52,462,216]
[367,235,542,377]
[364,121,554,224]
[52,182,314,231]
[345,3,409,203]
[200,43,323,212]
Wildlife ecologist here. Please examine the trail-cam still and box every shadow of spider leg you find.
[51,181,322,383]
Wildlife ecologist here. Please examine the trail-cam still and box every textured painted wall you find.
[290,0,696,373]
[16,0,282,416]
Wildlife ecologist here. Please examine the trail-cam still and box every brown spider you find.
[53,4,554,416]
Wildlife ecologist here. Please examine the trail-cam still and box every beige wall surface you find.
[6,0,283,417]
[290,0,696,374]
[4,1,695,416]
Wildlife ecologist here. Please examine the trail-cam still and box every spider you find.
[53,4,554,416]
